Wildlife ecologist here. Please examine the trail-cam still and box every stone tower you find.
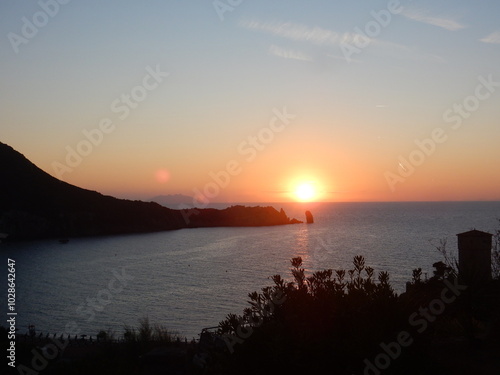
[457,229,492,285]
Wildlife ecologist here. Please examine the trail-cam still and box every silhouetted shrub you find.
[122,318,178,345]
[138,317,152,342]
[217,256,402,374]
[96,329,115,342]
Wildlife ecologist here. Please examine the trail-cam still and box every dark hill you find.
[0,142,300,240]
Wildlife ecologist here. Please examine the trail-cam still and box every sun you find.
[295,182,316,202]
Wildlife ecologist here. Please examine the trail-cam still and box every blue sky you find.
[1,0,499,202]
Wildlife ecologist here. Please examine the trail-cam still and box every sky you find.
[1,0,500,203]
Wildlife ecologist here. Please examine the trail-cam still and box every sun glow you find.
[295,182,317,202]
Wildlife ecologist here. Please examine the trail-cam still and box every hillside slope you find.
[0,142,300,240]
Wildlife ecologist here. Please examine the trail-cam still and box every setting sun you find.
[295,182,316,202]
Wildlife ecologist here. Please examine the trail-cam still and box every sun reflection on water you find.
[294,226,312,269]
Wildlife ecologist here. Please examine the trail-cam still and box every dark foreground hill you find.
[0,142,300,240]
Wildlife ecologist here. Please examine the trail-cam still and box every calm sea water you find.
[1,202,499,340]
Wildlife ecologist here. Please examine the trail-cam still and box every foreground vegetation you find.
[213,249,500,374]
[216,256,401,374]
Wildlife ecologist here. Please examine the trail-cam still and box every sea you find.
[1,201,499,340]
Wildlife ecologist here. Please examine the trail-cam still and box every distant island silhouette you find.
[149,194,196,207]
[0,142,302,240]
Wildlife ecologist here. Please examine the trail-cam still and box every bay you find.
[1,201,499,340]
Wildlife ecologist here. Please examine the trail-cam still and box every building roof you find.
[457,229,492,237]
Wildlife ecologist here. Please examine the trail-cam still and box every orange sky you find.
[2,2,500,203]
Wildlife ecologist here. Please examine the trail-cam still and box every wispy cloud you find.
[241,19,444,64]
[480,31,500,44]
[401,8,466,31]
[269,45,312,61]
[239,20,364,46]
